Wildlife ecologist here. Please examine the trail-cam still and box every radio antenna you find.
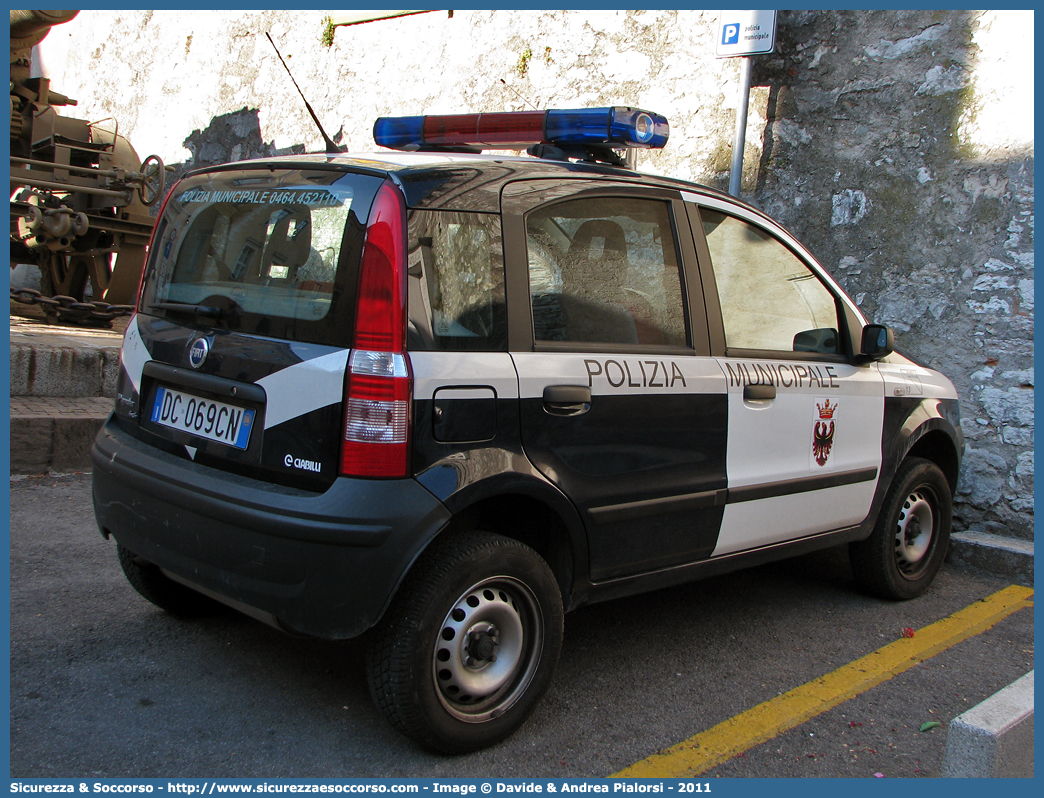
[265,31,343,154]
[499,79,537,110]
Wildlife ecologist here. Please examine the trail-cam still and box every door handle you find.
[743,384,776,401]
[542,385,591,416]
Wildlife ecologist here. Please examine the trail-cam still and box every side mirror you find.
[793,327,839,354]
[860,324,894,360]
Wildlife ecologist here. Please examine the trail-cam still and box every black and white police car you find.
[92,107,963,753]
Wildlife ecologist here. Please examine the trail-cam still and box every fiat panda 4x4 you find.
[92,107,963,753]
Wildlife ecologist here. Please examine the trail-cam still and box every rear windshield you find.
[141,168,383,346]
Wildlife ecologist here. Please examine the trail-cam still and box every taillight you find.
[341,350,411,477]
[341,182,412,478]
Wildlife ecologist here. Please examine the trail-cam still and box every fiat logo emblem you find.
[188,338,210,369]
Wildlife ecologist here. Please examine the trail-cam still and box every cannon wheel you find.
[138,154,166,206]
[46,248,112,300]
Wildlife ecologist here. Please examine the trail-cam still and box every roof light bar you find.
[373,107,669,152]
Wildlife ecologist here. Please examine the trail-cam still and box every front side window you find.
[526,196,687,348]
[701,209,841,355]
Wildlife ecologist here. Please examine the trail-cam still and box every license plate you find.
[150,386,256,450]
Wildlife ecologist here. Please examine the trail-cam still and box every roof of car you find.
[185,149,740,214]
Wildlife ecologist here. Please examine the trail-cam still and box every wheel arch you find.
[905,428,961,494]
[884,397,963,493]
[437,490,582,611]
[372,469,588,635]
[859,397,962,543]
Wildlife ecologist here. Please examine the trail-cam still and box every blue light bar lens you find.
[546,107,668,148]
[544,108,612,144]
[610,107,669,148]
[373,116,425,150]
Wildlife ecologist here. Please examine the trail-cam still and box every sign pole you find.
[716,10,778,198]
[729,56,753,198]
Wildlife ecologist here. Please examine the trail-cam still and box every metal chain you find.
[10,286,134,327]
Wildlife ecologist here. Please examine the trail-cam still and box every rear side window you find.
[141,169,382,347]
[406,210,506,351]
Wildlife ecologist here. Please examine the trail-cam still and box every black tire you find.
[850,457,952,600]
[117,543,221,617]
[367,530,564,754]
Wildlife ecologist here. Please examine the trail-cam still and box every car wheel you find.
[117,543,221,617]
[367,530,564,753]
[850,457,952,600]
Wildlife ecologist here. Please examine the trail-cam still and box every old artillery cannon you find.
[10,9,165,324]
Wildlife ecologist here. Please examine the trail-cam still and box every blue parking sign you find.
[716,10,777,57]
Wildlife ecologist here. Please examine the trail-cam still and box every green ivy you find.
[516,46,532,78]
[320,16,336,48]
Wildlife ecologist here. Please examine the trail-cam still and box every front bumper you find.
[91,418,451,638]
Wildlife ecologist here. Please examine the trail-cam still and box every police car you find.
[91,107,963,753]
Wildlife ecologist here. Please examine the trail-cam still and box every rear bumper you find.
[91,418,451,638]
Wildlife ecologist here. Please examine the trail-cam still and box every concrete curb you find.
[948,531,1034,585]
[9,313,125,398]
[941,670,1034,778]
[10,397,113,474]
[9,315,124,474]
[10,340,122,398]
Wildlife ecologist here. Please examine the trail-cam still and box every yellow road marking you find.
[614,585,1034,777]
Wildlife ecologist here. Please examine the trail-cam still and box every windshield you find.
[141,168,383,346]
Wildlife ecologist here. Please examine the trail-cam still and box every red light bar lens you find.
[424,111,546,148]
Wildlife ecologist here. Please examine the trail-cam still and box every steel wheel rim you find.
[432,576,542,723]
[894,488,936,577]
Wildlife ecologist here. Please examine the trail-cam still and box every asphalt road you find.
[9,473,1034,779]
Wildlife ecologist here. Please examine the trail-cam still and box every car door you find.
[683,192,885,556]
[503,181,728,582]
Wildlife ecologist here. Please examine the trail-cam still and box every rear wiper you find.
[149,301,224,320]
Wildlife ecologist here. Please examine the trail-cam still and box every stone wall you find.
[746,11,1034,539]
[34,9,1033,539]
